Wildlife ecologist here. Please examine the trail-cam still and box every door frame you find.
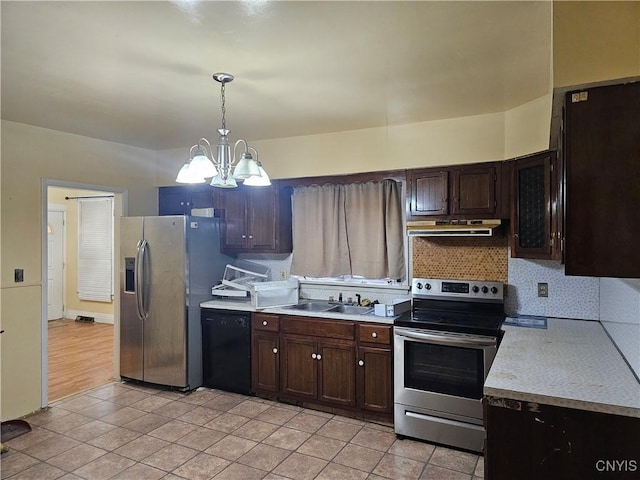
[47,204,67,321]
[41,179,128,408]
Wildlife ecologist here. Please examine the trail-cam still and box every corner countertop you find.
[484,317,640,418]
[200,299,396,324]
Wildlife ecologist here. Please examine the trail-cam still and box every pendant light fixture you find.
[176,73,270,187]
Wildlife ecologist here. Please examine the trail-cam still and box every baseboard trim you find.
[65,310,114,325]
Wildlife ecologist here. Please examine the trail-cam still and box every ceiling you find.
[1,1,552,151]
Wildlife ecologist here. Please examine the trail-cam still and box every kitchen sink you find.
[282,301,336,312]
[329,304,374,315]
[282,301,373,315]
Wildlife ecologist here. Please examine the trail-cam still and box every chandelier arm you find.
[232,139,249,166]
[188,144,199,160]
[198,138,214,159]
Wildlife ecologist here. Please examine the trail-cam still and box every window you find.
[77,197,113,302]
[290,180,405,281]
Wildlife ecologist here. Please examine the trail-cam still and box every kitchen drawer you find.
[282,316,355,340]
[358,324,392,345]
[252,313,279,332]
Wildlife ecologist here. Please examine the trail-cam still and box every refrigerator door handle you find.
[135,239,148,320]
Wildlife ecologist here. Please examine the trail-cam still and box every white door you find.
[47,209,65,320]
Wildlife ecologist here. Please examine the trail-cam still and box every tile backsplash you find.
[411,234,508,283]
[506,255,599,319]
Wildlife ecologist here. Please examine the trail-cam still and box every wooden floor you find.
[48,319,114,402]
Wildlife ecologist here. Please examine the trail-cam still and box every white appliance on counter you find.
[120,215,233,390]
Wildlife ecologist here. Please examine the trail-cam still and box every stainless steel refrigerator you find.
[119,215,232,390]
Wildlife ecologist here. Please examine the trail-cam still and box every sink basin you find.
[282,301,373,315]
[282,301,336,312]
[330,304,374,315]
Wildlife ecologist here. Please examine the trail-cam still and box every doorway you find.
[42,180,127,406]
[47,206,65,321]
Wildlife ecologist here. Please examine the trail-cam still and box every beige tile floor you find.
[1,382,484,480]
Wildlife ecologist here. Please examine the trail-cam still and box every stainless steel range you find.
[394,278,505,453]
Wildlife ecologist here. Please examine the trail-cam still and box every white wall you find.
[1,120,159,420]
[600,278,640,379]
[157,102,553,185]
[504,95,553,158]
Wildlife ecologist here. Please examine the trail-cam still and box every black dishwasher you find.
[201,308,252,395]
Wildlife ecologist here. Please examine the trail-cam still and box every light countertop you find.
[200,299,395,324]
[484,317,640,418]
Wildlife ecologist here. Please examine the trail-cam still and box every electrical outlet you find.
[280,270,287,280]
[537,282,548,297]
[14,268,24,283]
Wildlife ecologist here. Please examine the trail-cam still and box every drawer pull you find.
[371,332,378,338]
[262,320,268,326]
[358,360,364,367]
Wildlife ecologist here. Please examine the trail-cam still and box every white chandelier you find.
[176,73,270,188]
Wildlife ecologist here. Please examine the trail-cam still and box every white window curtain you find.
[290,180,404,280]
[78,197,113,302]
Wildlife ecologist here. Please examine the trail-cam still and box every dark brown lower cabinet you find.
[251,313,393,421]
[251,313,280,395]
[316,338,356,407]
[485,397,640,480]
[251,331,279,394]
[357,346,392,414]
[280,333,318,400]
[280,317,357,408]
[357,323,393,415]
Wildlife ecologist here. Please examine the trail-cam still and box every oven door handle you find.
[395,328,496,347]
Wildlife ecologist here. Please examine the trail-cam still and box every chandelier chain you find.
[220,82,226,130]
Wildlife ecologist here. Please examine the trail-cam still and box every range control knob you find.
[472,286,480,293]
[415,282,423,290]
[425,283,432,290]
[481,286,489,294]
[491,286,498,294]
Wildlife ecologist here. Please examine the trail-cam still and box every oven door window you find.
[405,342,484,399]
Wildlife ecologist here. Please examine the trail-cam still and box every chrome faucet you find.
[355,293,361,306]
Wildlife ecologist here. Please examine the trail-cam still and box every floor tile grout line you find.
[9,381,482,480]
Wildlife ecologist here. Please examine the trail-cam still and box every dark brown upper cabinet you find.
[564,80,640,278]
[158,185,217,216]
[218,183,293,254]
[510,151,562,260]
[408,161,505,220]
[410,170,449,216]
[451,165,498,216]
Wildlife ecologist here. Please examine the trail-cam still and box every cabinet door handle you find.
[272,348,278,354]
[316,354,322,361]
[242,235,247,239]
[371,332,378,338]
[249,235,254,239]
[311,353,317,359]
[358,360,364,367]
[262,320,268,326]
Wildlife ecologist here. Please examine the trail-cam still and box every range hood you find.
[407,219,501,237]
